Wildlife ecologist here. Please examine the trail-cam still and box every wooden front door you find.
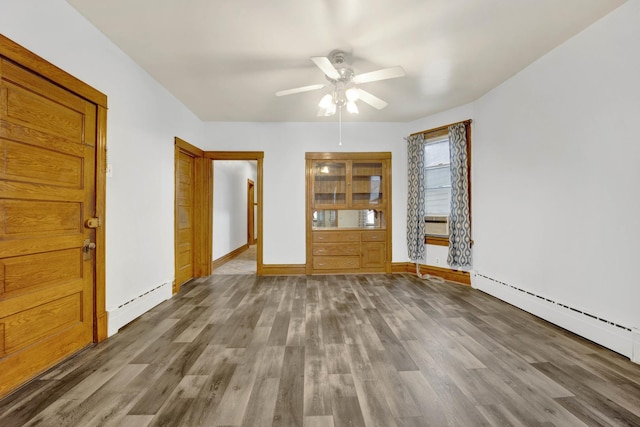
[0,58,97,397]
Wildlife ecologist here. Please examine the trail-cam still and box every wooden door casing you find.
[0,57,99,397]
[247,179,254,245]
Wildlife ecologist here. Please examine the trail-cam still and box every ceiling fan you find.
[276,50,405,116]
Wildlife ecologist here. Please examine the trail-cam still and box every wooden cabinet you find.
[306,152,392,274]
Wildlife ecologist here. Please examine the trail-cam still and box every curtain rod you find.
[409,119,472,137]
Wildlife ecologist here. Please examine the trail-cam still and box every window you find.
[420,123,471,246]
[425,136,451,238]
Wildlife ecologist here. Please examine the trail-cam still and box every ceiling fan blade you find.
[353,66,405,84]
[310,56,341,80]
[276,83,325,97]
[356,89,388,110]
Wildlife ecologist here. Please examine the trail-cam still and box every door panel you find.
[0,248,82,297]
[361,242,386,269]
[0,58,96,397]
[175,149,195,289]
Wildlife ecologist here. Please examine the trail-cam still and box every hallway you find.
[212,245,257,275]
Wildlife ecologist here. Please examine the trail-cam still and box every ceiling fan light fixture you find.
[345,88,359,102]
[346,101,359,114]
[318,94,333,108]
[325,103,337,116]
[275,50,404,122]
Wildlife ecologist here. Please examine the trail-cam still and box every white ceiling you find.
[67,0,625,122]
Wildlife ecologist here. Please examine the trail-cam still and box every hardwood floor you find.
[212,245,256,275]
[2,273,639,426]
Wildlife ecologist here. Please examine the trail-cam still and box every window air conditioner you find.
[425,216,448,236]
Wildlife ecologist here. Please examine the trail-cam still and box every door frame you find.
[206,151,264,275]
[0,34,108,342]
[247,179,255,245]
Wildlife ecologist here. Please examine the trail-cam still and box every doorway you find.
[207,152,264,275]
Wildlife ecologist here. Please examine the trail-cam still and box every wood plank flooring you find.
[1,273,639,426]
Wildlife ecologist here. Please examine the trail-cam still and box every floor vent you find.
[475,273,632,332]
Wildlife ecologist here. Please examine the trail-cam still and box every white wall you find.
[469,1,640,358]
[0,0,205,335]
[202,121,407,264]
[213,160,257,260]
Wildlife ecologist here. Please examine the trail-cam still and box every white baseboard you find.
[471,272,634,361]
[107,282,172,336]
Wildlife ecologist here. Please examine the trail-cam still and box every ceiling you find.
[67,0,625,122]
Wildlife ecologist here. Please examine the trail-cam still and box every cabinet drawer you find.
[313,231,360,243]
[313,243,360,256]
[313,256,360,270]
[361,231,386,242]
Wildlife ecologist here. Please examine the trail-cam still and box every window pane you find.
[424,138,451,220]
[425,165,451,189]
[424,140,450,167]
[425,188,451,216]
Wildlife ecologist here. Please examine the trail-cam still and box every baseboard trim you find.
[261,260,470,281]
[95,311,108,342]
[392,262,411,273]
[212,243,249,270]
[261,264,306,275]
[392,262,471,285]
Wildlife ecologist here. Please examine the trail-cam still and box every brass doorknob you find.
[83,239,96,252]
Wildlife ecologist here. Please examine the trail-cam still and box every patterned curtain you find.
[406,133,425,261]
[447,123,472,267]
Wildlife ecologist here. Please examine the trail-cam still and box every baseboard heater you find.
[474,273,631,332]
[107,282,172,336]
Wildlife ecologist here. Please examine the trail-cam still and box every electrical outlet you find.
[435,257,440,265]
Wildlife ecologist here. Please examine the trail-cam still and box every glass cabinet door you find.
[351,161,384,206]
[313,161,347,207]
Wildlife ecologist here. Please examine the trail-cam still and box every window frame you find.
[416,121,472,246]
